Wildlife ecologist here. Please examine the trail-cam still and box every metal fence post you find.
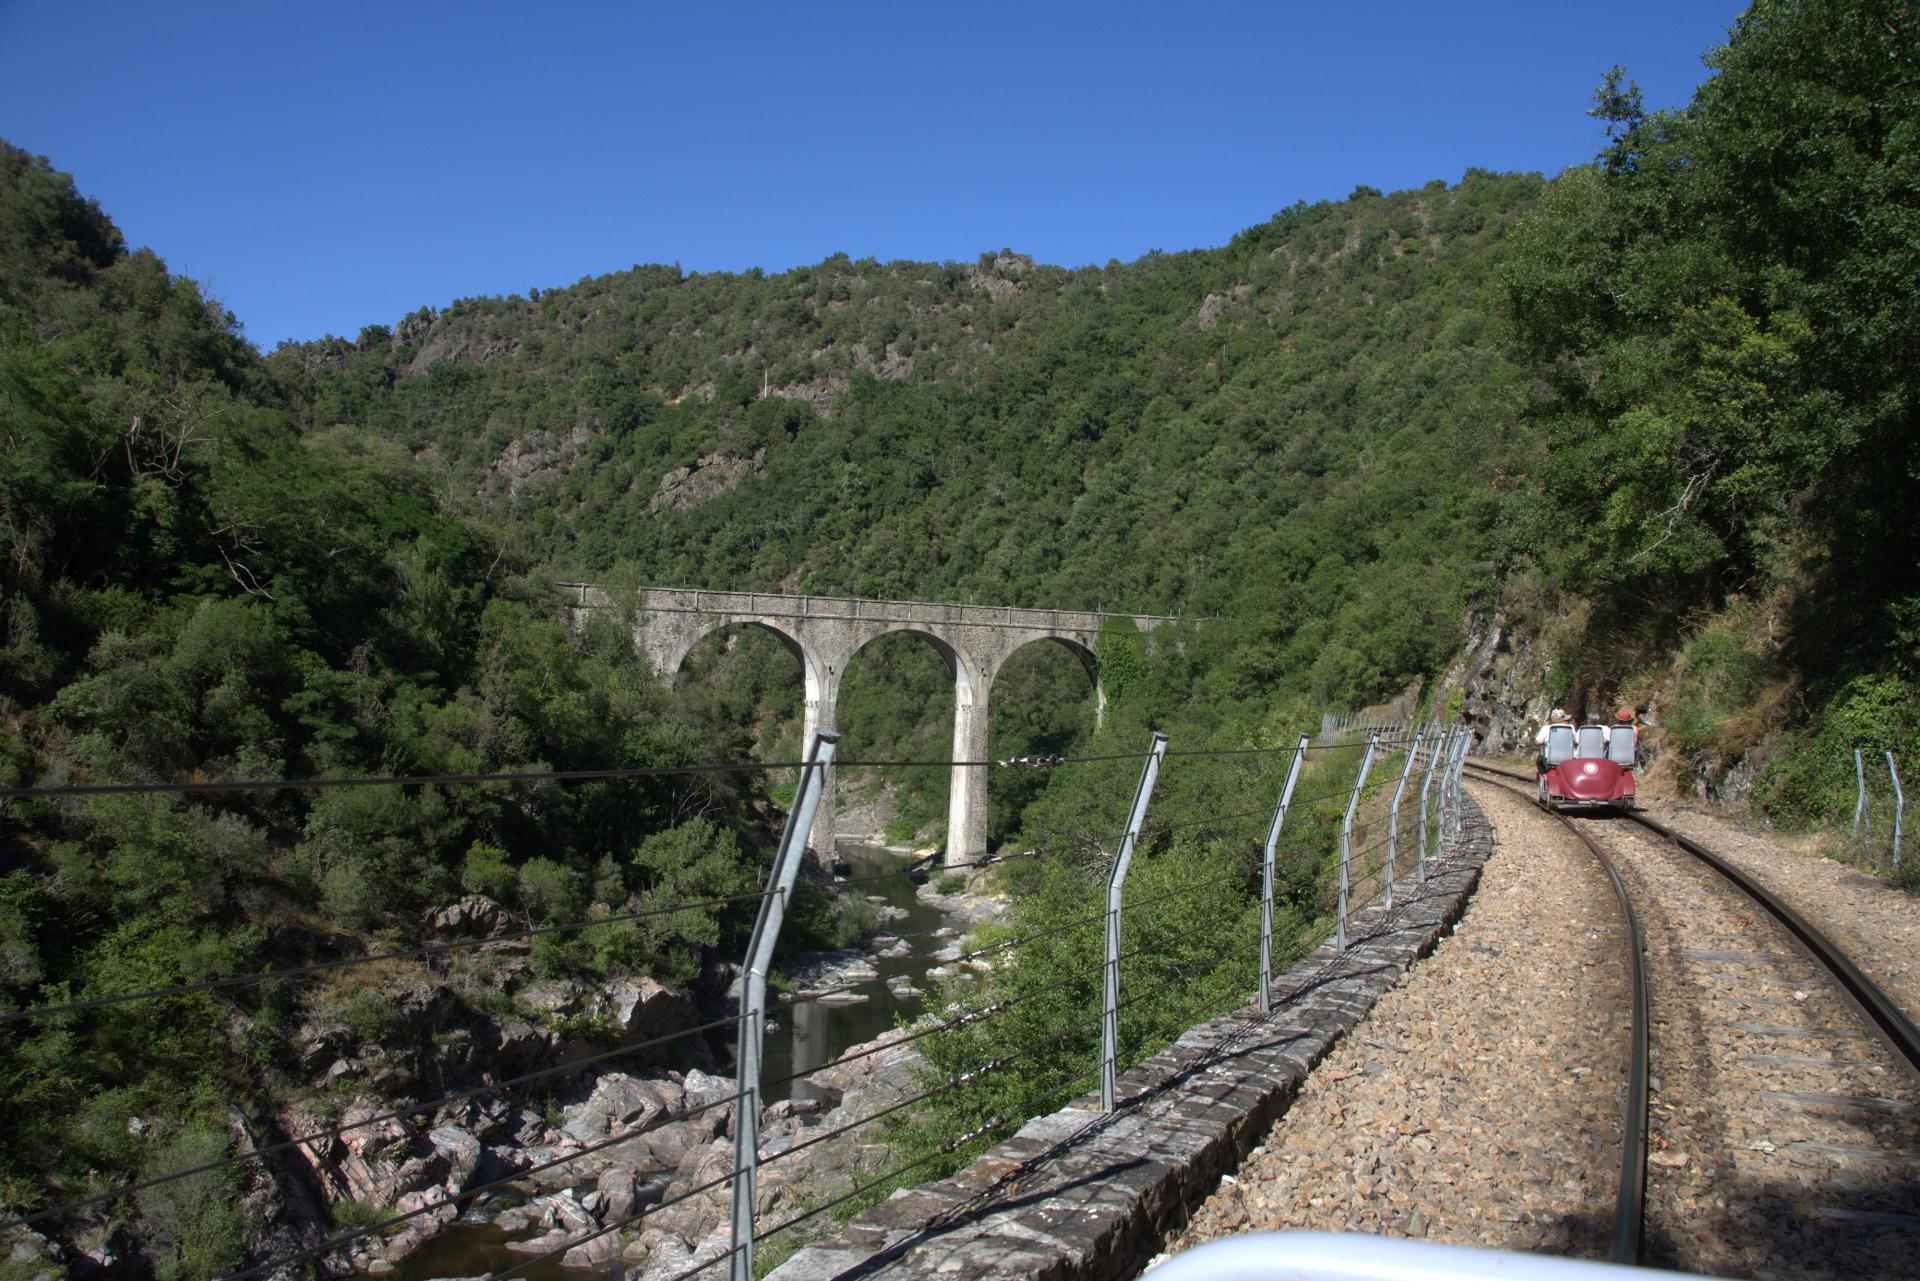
[730,730,840,1281]
[1258,734,1310,1015]
[1101,731,1170,1113]
[1443,731,1459,837]
[1451,729,1466,841]
[1851,747,1870,855]
[1385,728,1423,911]
[1417,729,1445,882]
[1450,731,1471,837]
[1888,751,1905,872]
[1338,733,1380,953]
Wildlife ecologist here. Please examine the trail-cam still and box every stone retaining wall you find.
[769,798,1494,1281]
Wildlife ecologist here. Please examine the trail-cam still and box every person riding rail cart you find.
[1535,706,1638,811]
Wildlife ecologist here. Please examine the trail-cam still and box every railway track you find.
[1464,759,1920,1277]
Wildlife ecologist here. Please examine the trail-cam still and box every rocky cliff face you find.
[1434,594,1775,809]
[1440,605,1556,755]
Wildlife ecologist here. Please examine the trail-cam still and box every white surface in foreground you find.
[1146,1232,1710,1281]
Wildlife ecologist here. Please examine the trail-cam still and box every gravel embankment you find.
[1641,799,1920,1028]
[1153,780,1629,1264]
[1594,817,1920,1280]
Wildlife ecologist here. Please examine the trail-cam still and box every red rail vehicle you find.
[1536,720,1637,811]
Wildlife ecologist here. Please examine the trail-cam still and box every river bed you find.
[373,841,970,1279]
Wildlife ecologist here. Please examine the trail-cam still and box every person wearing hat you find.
[1534,706,1574,771]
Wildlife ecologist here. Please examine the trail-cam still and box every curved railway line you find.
[1464,759,1920,1277]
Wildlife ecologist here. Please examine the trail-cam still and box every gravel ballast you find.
[1591,815,1920,1280]
[1153,779,1630,1266]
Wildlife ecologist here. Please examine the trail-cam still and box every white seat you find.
[1606,726,1636,765]
[1544,724,1575,765]
[1575,725,1607,758]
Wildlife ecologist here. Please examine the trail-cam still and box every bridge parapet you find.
[562,583,1173,636]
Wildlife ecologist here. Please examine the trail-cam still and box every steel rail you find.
[1586,806,1920,1084]
[1622,808,1920,1080]
[1465,758,1920,1075]
[1454,762,1644,1266]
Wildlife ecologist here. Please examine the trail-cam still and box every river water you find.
[376,841,964,1279]
[763,840,958,1105]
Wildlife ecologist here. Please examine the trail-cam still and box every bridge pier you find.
[801,669,839,857]
[948,696,989,869]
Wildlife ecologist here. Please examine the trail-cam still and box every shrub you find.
[1666,621,1778,759]
[1760,672,1920,834]
[338,990,394,1045]
[135,1125,244,1281]
[460,842,516,901]
[517,857,586,924]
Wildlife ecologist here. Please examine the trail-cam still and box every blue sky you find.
[1,2,1742,351]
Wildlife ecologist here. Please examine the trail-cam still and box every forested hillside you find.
[264,168,1549,832]
[0,143,833,1269]
[274,169,1542,711]
[0,0,1914,1272]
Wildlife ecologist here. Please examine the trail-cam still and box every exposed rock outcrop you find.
[647,447,766,512]
[480,423,600,505]
[404,315,526,375]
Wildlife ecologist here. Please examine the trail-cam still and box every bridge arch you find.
[986,633,1102,720]
[979,637,1105,849]
[846,627,986,710]
[663,616,830,713]
[837,628,994,856]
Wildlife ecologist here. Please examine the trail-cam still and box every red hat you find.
[1615,707,1634,722]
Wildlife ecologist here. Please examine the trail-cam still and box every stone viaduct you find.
[559,585,1175,864]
